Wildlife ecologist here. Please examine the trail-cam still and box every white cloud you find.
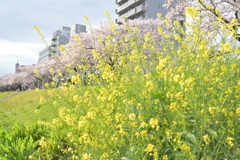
[0,40,43,58]
[0,40,44,76]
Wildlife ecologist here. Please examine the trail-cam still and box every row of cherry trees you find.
[0,59,64,92]
[0,18,165,91]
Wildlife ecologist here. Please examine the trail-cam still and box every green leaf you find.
[220,125,226,131]
[235,120,240,125]
[29,135,33,146]
[207,129,217,137]
[20,139,25,153]
[182,131,197,144]
[175,152,187,158]
[182,140,196,148]
[179,113,198,117]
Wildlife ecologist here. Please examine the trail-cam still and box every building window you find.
[180,20,184,26]
[158,4,162,9]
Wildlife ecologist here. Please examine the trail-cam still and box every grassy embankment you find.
[0,89,58,127]
[0,91,17,100]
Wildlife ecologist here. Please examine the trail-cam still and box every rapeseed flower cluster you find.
[185,7,199,18]
[32,8,239,160]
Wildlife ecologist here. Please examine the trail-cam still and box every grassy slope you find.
[0,89,59,127]
[0,91,17,99]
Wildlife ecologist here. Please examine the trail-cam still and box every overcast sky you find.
[0,0,117,77]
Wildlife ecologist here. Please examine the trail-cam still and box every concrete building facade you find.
[38,47,51,63]
[116,0,168,23]
[38,24,86,63]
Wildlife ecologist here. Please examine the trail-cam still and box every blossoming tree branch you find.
[163,0,240,41]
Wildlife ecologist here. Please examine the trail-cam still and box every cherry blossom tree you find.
[64,18,165,69]
[163,0,240,42]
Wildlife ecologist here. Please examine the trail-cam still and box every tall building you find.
[116,0,168,23]
[71,24,86,37]
[38,47,52,63]
[38,24,86,63]
[50,26,71,58]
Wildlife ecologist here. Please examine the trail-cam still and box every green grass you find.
[0,89,58,127]
[0,91,17,99]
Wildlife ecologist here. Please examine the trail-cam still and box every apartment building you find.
[38,24,86,63]
[116,0,168,23]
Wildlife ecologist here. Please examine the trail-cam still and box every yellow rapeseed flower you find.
[205,5,211,10]
[236,108,240,116]
[35,88,39,92]
[149,118,159,129]
[104,11,110,17]
[221,43,231,52]
[165,129,172,137]
[74,34,79,40]
[202,134,210,145]
[141,130,148,138]
[29,155,35,159]
[34,109,40,114]
[39,97,46,104]
[185,7,199,18]
[145,73,151,79]
[141,122,148,128]
[157,26,163,34]
[129,113,136,120]
[168,102,178,111]
[71,75,81,84]
[157,13,162,18]
[45,83,50,88]
[59,45,65,51]
[84,16,90,21]
[82,153,91,160]
[134,66,141,73]
[156,58,167,71]
[180,143,191,151]
[145,144,155,153]
[173,21,180,26]
[34,26,40,31]
[49,68,54,73]
[101,153,109,159]
[115,113,123,123]
[144,32,152,42]
[33,69,40,75]
[162,155,169,160]
[146,81,155,91]
[226,137,234,147]
[51,81,55,86]
[39,137,47,148]
[231,19,238,25]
